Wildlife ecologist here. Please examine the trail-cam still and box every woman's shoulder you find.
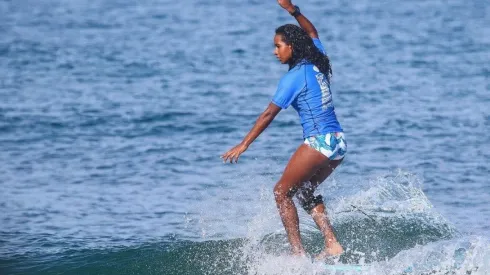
[278,66,307,87]
[282,65,305,79]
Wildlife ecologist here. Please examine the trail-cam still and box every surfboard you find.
[324,264,367,272]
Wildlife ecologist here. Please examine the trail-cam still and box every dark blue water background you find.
[1,0,489,274]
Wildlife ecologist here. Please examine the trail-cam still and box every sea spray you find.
[223,171,486,274]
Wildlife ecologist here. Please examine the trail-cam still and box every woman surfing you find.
[221,0,346,259]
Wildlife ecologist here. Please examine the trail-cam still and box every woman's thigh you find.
[293,158,343,211]
[309,158,343,189]
[274,144,329,196]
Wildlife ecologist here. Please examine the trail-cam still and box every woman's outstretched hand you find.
[221,104,281,164]
[221,143,249,164]
[277,0,294,10]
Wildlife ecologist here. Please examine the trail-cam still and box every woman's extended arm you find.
[278,0,319,39]
[221,103,281,163]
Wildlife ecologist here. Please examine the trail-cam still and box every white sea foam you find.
[221,170,490,275]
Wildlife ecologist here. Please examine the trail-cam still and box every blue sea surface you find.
[1,0,489,274]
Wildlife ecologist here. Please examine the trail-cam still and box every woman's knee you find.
[273,182,296,203]
[296,187,324,214]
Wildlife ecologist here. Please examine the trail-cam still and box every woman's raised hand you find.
[277,0,294,10]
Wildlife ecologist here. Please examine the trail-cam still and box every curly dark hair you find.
[275,24,332,81]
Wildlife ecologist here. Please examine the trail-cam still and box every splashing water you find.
[215,170,490,275]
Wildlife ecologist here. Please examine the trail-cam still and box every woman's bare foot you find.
[314,242,344,260]
[291,248,308,258]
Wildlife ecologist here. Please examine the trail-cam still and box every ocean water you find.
[1,0,489,274]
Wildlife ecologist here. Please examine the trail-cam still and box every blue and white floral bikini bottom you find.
[304,132,347,160]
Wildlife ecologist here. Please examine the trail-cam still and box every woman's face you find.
[274,34,292,64]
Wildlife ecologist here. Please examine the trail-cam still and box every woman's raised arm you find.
[277,0,319,39]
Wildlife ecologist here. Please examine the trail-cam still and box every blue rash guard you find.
[271,38,343,139]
